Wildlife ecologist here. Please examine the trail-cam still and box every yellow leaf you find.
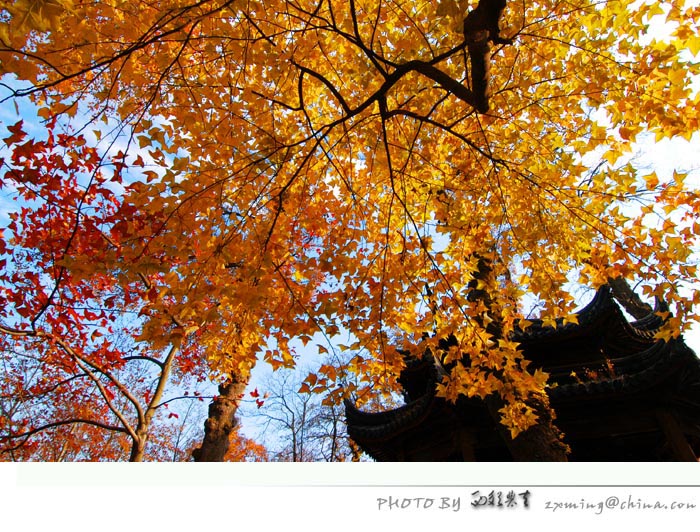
[644,171,659,190]
[562,313,578,325]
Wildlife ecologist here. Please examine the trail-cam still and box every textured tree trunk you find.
[468,254,570,461]
[192,376,246,462]
[608,277,654,319]
[486,393,570,461]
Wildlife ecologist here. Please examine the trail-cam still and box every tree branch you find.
[1,418,128,447]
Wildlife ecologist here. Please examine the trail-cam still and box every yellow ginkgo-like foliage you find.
[2,0,700,438]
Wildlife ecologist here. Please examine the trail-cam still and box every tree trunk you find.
[608,277,654,320]
[129,435,146,462]
[467,254,569,461]
[192,376,246,462]
[486,393,570,461]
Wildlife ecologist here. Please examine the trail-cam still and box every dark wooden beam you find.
[655,409,698,461]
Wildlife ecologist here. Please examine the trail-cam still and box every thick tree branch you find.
[463,0,513,113]
[608,277,655,320]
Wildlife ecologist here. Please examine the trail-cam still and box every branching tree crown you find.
[1,0,699,442]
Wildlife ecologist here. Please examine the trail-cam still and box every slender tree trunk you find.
[330,409,339,461]
[291,413,298,462]
[130,344,180,462]
[192,375,246,462]
[129,435,146,462]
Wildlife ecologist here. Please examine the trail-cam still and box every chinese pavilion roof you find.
[344,286,700,461]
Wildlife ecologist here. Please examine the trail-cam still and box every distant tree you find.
[245,368,356,462]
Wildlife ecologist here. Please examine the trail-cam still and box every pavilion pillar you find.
[655,409,697,461]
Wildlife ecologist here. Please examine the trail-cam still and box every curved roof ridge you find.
[343,388,436,440]
[549,338,696,400]
[513,285,658,348]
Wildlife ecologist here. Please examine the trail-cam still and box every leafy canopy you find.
[2,0,700,436]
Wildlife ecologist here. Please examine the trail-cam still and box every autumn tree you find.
[0,117,217,460]
[2,0,700,459]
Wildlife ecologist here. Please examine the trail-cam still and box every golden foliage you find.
[2,0,699,436]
